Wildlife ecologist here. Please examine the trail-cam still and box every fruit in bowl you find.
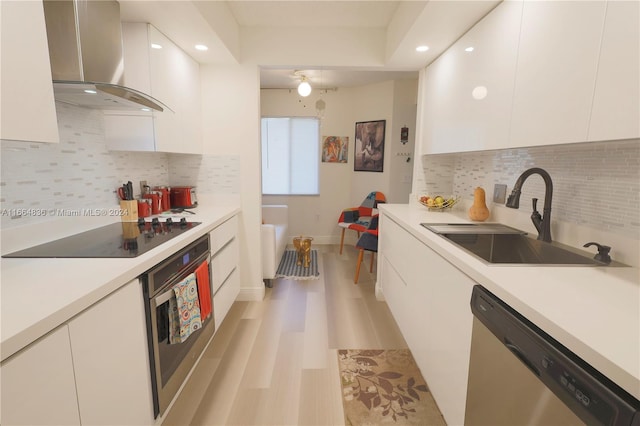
[419,195,435,207]
[419,194,459,209]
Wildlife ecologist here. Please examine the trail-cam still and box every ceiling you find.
[119,1,501,90]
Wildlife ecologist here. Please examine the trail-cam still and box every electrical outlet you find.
[493,184,507,204]
[139,180,148,196]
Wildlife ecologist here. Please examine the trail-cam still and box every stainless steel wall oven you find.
[141,235,215,418]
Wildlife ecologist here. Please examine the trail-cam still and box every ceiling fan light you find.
[298,80,312,97]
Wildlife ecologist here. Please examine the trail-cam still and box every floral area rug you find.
[338,349,446,425]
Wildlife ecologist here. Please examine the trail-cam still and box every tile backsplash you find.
[414,139,640,239]
[1,103,240,229]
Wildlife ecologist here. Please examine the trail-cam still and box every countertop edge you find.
[0,204,241,362]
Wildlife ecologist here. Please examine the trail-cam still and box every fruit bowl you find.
[418,195,460,211]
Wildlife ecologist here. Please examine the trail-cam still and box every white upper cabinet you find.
[0,1,59,143]
[588,1,640,142]
[509,1,606,147]
[105,23,202,154]
[422,1,522,154]
[148,25,202,154]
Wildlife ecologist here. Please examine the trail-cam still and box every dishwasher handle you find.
[505,339,540,377]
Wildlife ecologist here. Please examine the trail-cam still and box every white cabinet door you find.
[0,0,59,143]
[214,268,240,331]
[378,215,474,426]
[0,326,80,425]
[416,242,474,426]
[510,1,606,147]
[149,25,201,154]
[421,1,522,154]
[210,216,240,330]
[588,0,640,142]
[68,280,154,425]
[148,25,179,152]
[105,23,201,154]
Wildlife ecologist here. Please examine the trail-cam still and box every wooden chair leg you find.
[354,249,364,284]
[339,228,346,254]
[369,252,375,272]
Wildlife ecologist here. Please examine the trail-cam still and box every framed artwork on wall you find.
[321,136,348,163]
[354,120,386,172]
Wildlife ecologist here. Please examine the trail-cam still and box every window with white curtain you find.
[261,117,319,195]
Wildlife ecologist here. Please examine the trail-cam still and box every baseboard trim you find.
[237,286,265,301]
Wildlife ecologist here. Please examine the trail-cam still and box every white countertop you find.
[379,203,640,400]
[0,197,240,362]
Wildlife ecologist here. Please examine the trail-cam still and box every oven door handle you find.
[152,253,211,307]
[154,287,176,307]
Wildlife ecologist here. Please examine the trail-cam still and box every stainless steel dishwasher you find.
[465,285,639,426]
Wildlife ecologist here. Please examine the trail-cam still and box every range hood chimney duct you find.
[43,0,165,112]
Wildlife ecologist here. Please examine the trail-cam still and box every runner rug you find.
[274,249,320,280]
[338,349,446,425]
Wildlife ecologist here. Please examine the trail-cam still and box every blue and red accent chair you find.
[337,191,386,254]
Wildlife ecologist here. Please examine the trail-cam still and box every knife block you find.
[119,200,138,222]
[121,221,141,239]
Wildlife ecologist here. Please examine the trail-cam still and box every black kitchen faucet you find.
[505,167,553,243]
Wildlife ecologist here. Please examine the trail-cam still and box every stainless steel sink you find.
[420,223,608,266]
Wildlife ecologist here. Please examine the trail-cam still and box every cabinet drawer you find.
[211,237,238,295]
[210,216,237,256]
[214,268,240,331]
[380,216,425,286]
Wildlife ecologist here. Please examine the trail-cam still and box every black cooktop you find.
[2,219,201,258]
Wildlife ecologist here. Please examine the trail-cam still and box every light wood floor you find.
[163,244,409,426]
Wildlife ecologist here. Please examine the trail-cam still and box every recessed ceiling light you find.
[151,43,162,49]
[416,45,429,52]
[195,44,209,51]
[83,89,97,94]
[472,86,488,100]
[465,47,475,52]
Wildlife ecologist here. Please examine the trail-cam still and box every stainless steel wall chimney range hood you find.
[43,0,165,112]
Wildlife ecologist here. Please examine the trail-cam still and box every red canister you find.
[154,186,171,212]
[143,192,161,215]
[137,199,151,218]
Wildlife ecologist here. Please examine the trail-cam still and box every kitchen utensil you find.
[118,182,134,200]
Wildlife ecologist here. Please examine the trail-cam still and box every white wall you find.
[200,63,265,301]
[388,79,418,203]
[260,79,418,246]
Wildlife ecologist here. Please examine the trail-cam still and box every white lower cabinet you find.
[209,216,240,331]
[1,281,153,426]
[214,268,240,331]
[68,279,154,425]
[0,326,81,425]
[379,214,475,426]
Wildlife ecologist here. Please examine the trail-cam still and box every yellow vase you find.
[468,187,490,222]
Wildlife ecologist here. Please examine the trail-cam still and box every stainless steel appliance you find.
[140,235,214,418]
[466,285,639,426]
[2,218,200,258]
[42,0,166,112]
